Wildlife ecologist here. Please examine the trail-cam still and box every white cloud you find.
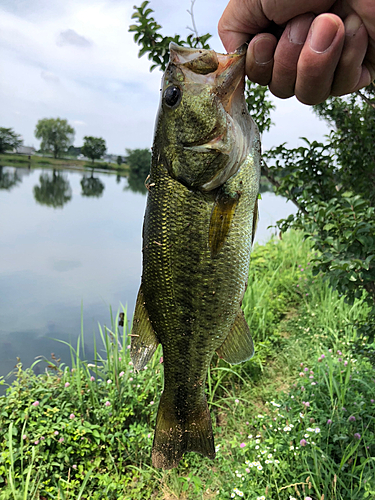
[41,71,60,84]
[56,29,93,48]
[0,0,331,154]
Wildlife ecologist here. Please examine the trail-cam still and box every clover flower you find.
[90,376,95,382]
[354,433,361,440]
[69,414,75,419]
[300,439,307,446]
[119,371,125,377]
[240,443,245,448]
[32,401,39,407]
[105,401,111,407]
[349,415,356,422]
[327,419,332,424]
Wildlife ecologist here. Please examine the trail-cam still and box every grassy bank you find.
[0,153,129,174]
[0,231,374,499]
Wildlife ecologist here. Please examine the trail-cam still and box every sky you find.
[0,0,331,155]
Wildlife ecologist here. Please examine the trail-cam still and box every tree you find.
[124,148,151,194]
[81,136,107,163]
[117,155,123,166]
[125,148,151,177]
[34,118,75,158]
[0,127,23,154]
[129,2,375,337]
[264,88,375,333]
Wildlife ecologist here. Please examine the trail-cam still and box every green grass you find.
[0,231,374,499]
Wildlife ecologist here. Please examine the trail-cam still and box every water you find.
[0,165,296,392]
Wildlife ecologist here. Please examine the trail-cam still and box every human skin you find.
[218,0,375,104]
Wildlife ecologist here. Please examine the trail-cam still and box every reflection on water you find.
[0,165,296,395]
[0,166,23,190]
[125,168,147,194]
[81,171,105,198]
[33,170,72,208]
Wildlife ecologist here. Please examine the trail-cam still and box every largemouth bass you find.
[131,42,261,469]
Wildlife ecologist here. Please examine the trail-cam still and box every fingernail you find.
[253,37,274,64]
[345,14,362,36]
[310,17,339,53]
[289,16,313,45]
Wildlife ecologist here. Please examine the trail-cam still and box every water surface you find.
[0,166,296,391]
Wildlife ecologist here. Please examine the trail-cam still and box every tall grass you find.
[0,230,373,499]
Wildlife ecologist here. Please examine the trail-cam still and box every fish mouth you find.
[169,42,246,113]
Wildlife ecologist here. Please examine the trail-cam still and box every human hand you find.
[218,0,375,104]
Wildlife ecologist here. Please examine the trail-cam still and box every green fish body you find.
[131,43,261,469]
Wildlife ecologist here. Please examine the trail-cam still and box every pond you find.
[0,165,296,393]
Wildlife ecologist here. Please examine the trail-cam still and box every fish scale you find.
[131,42,261,469]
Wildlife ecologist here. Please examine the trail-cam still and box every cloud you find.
[72,120,86,126]
[56,29,92,48]
[41,70,60,83]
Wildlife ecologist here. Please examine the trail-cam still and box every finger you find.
[331,14,371,96]
[269,13,315,99]
[295,14,345,105]
[245,34,277,86]
[364,39,375,83]
[218,0,335,52]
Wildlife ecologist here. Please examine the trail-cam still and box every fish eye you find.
[163,86,181,108]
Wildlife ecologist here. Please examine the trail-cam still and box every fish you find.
[131,42,261,469]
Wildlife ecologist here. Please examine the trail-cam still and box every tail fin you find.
[152,393,215,469]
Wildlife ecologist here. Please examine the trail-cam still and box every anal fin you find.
[130,286,159,370]
[216,308,254,365]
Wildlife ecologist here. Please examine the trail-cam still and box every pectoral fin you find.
[216,308,254,365]
[209,191,238,258]
[130,286,159,370]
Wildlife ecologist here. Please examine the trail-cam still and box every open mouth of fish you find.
[169,41,246,116]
